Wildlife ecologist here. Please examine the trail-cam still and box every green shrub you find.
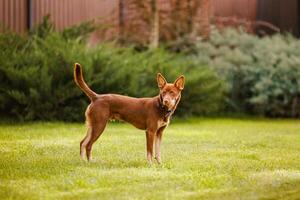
[195,29,300,117]
[0,18,225,121]
[0,33,90,121]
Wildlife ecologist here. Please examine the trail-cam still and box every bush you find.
[0,18,225,121]
[0,33,90,121]
[195,29,300,117]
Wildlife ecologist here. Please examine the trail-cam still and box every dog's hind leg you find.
[86,121,107,161]
[80,127,92,160]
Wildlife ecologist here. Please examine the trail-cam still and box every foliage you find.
[0,33,90,121]
[0,18,224,121]
[29,15,54,39]
[195,29,300,117]
[62,20,97,42]
[29,15,97,42]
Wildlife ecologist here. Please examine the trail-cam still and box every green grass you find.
[1,118,300,200]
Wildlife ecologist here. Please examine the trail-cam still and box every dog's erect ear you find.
[174,75,185,90]
[157,73,167,89]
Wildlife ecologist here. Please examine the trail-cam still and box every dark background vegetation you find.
[0,17,224,121]
[1,11,300,121]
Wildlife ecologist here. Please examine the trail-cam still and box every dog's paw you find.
[154,157,162,164]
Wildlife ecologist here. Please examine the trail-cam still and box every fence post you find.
[27,0,34,30]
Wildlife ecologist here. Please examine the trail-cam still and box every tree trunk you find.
[149,0,159,48]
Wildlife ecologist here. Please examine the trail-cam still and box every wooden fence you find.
[0,0,118,32]
[0,0,299,37]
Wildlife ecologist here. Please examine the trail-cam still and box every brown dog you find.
[74,63,184,164]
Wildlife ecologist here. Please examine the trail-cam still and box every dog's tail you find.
[74,63,97,101]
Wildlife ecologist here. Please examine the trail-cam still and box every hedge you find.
[0,18,225,121]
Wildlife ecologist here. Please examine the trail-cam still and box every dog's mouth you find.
[159,95,176,112]
[162,103,174,112]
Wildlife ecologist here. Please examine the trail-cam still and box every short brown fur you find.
[74,63,185,164]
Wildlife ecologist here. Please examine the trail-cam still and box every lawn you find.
[1,118,300,200]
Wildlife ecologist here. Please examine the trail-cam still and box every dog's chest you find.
[157,117,170,128]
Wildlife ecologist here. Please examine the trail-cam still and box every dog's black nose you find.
[163,100,170,106]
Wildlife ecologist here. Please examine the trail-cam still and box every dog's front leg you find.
[155,126,165,164]
[146,130,155,164]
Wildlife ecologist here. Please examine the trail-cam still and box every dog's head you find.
[157,73,185,111]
